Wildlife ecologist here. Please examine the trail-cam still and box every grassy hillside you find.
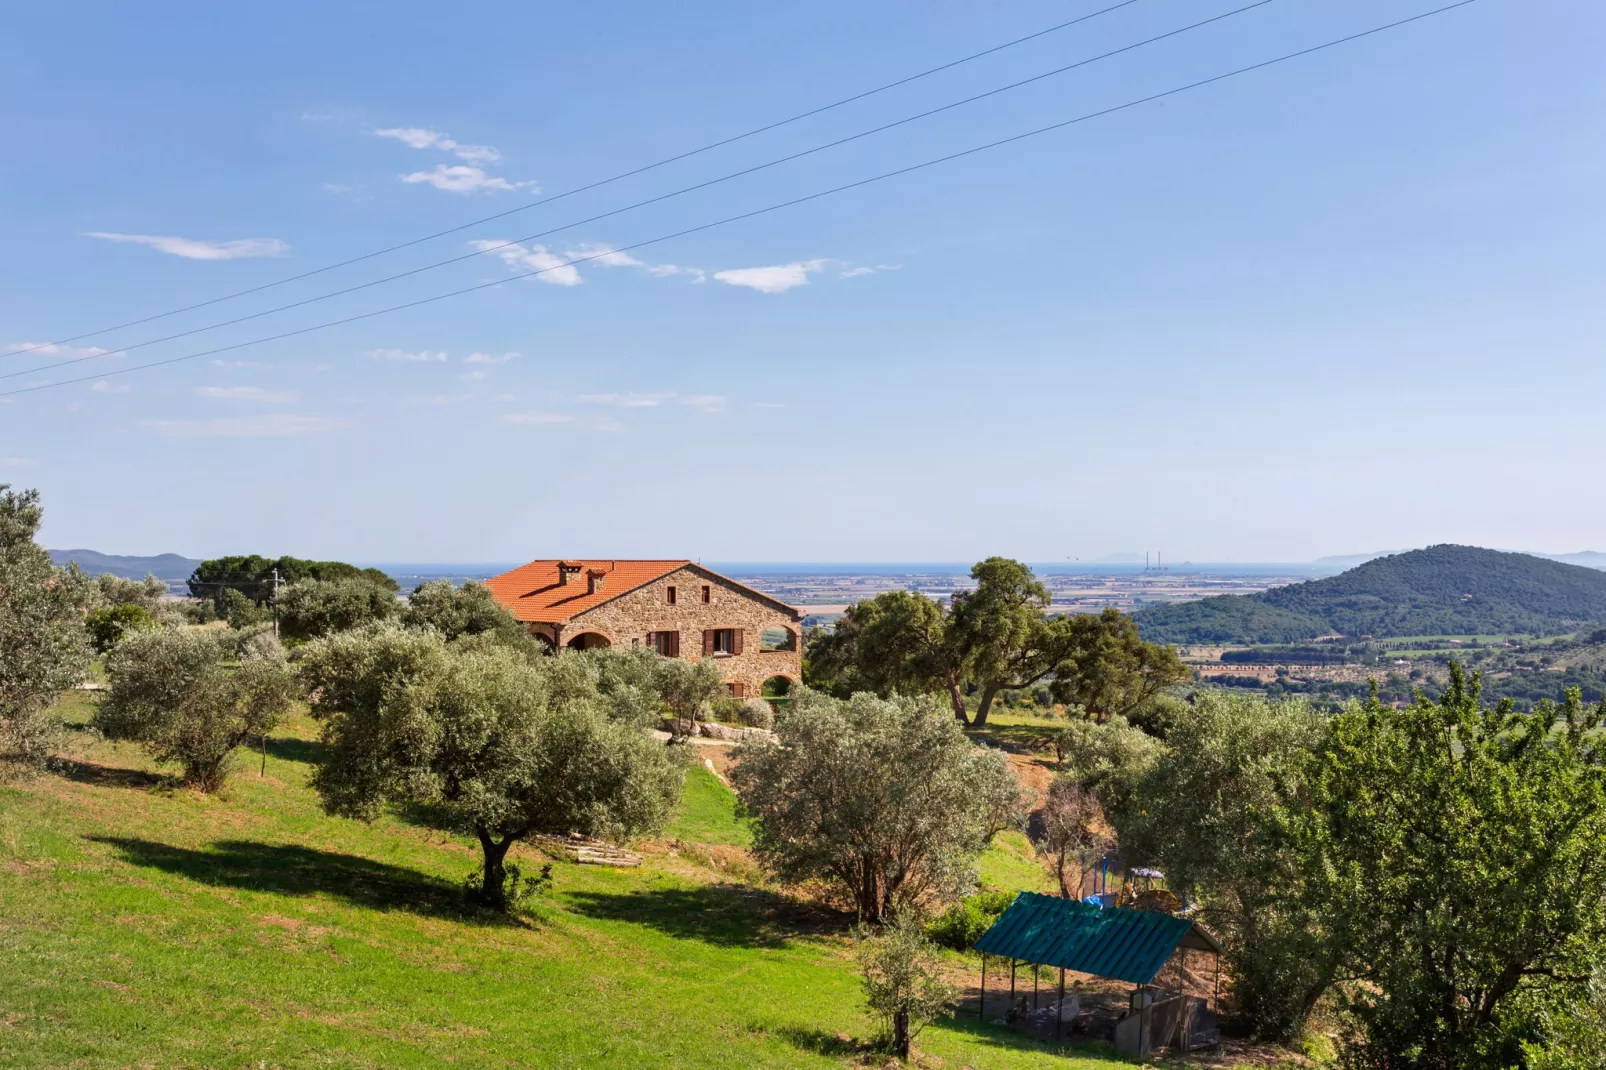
[0,703,1126,1070]
[1136,545,1606,644]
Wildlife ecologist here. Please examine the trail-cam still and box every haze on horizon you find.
[3,1,1602,563]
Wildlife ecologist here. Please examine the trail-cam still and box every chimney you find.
[557,561,582,586]
[586,568,606,596]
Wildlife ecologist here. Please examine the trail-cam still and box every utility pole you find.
[270,568,280,639]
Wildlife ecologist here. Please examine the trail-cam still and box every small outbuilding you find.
[973,891,1222,1057]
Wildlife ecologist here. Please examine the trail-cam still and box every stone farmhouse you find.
[484,559,804,701]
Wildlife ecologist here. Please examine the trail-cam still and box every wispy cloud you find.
[713,259,829,294]
[644,263,707,283]
[90,380,130,394]
[401,165,536,195]
[463,351,518,365]
[196,385,297,403]
[460,369,487,383]
[502,411,573,425]
[471,240,581,286]
[566,243,643,268]
[365,348,446,362]
[5,341,120,360]
[579,391,727,413]
[140,414,350,437]
[374,127,502,165]
[0,457,35,467]
[84,232,289,261]
[840,263,901,278]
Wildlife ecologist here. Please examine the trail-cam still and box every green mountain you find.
[1134,545,1606,644]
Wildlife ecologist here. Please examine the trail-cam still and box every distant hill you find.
[1134,545,1606,644]
[49,548,202,583]
[1542,551,1606,570]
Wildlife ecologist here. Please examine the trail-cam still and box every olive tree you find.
[858,911,957,1059]
[276,578,399,640]
[731,688,1024,921]
[298,628,687,910]
[402,579,529,647]
[97,628,297,790]
[0,486,90,772]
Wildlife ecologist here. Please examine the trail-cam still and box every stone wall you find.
[538,564,802,698]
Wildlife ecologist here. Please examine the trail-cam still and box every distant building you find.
[484,559,803,701]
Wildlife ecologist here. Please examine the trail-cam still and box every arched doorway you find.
[566,631,611,651]
[761,675,794,711]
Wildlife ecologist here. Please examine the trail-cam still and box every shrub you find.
[736,698,774,729]
[84,603,155,653]
[276,578,399,641]
[858,912,957,1059]
[925,889,1017,951]
[97,628,296,791]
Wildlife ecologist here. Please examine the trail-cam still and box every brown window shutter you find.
[732,628,744,656]
[702,630,713,655]
[732,682,745,699]
[668,631,680,657]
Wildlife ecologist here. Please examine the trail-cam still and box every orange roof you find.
[484,559,690,624]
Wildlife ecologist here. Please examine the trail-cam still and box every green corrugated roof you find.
[972,892,1199,986]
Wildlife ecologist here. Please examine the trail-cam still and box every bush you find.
[97,628,296,791]
[925,889,1017,951]
[84,603,155,653]
[736,698,774,729]
[221,588,271,629]
[858,912,958,1059]
[277,579,399,641]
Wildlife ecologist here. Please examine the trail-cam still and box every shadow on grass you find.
[773,1026,871,1058]
[53,758,167,790]
[89,836,519,927]
[929,1012,1125,1063]
[565,883,846,949]
[262,735,327,766]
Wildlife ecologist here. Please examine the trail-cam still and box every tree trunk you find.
[860,861,880,923]
[945,676,970,726]
[971,684,1001,727]
[893,1006,910,1059]
[476,825,514,910]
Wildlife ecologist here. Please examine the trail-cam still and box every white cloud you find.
[840,264,901,278]
[0,457,35,467]
[566,243,643,268]
[579,391,727,413]
[365,348,446,362]
[460,369,487,383]
[471,239,581,286]
[85,232,289,260]
[5,341,120,360]
[89,380,130,394]
[375,127,501,164]
[713,259,828,294]
[644,263,707,282]
[463,351,518,365]
[401,165,535,194]
[579,391,676,408]
[140,414,350,437]
[502,411,573,425]
[196,385,297,403]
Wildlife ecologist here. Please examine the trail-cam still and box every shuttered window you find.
[701,585,711,604]
[728,682,745,699]
[666,586,677,605]
[649,631,680,657]
[707,628,743,655]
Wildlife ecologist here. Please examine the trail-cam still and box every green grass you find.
[665,764,752,848]
[0,709,1133,1069]
[979,831,1057,895]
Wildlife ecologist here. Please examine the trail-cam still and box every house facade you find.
[484,559,803,700]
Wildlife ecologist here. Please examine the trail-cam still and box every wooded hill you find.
[1134,545,1606,644]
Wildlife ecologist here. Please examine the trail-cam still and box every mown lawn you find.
[0,705,1133,1069]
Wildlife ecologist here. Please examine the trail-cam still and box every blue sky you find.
[1,0,1602,564]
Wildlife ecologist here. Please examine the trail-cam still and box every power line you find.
[1,0,1483,400]
[2,0,1152,361]
[6,0,1282,383]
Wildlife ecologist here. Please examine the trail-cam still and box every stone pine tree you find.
[0,485,90,772]
[299,628,686,910]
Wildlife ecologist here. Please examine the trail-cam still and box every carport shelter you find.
[972,892,1221,1051]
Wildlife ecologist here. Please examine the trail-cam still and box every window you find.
[727,682,745,698]
[701,585,711,604]
[648,631,680,657]
[704,628,741,655]
[666,585,677,605]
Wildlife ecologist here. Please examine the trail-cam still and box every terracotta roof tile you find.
[484,559,690,624]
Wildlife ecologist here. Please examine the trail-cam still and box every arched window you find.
[565,631,611,651]
[759,626,797,652]
[761,675,794,709]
